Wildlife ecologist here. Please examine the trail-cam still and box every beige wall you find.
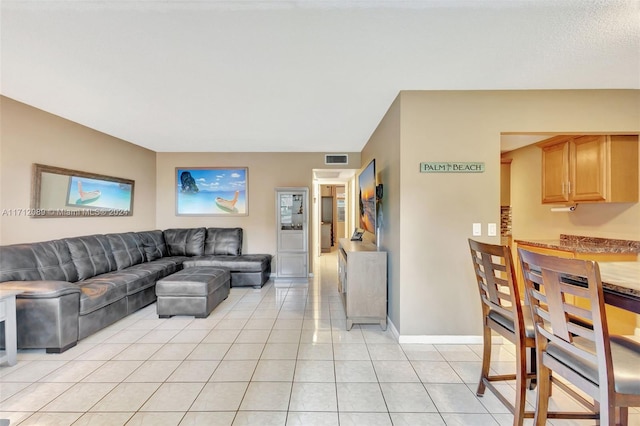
[362,89,640,338]
[361,95,401,329]
[0,96,157,244]
[155,152,360,272]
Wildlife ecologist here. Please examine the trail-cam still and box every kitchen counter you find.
[515,234,640,255]
[598,261,640,299]
[515,236,640,331]
[554,261,640,314]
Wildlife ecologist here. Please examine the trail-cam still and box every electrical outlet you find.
[488,223,497,236]
[472,223,482,236]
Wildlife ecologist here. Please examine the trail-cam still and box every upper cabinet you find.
[540,135,638,204]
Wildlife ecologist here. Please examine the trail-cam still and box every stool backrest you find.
[468,239,525,338]
[517,248,613,396]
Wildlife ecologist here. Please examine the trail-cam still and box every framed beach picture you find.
[176,167,248,216]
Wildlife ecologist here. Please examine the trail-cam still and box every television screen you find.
[358,159,376,235]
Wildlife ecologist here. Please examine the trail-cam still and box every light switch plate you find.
[472,223,482,236]
[488,223,497,236]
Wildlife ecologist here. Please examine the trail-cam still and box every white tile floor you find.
[1,251,638,425]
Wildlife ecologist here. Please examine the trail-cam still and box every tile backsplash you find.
[501,206,512,236]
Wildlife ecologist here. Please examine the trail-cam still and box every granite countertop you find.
[515,234,640,255]
[598,261,640,297]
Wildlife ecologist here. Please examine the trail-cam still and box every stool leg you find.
[477,323,491,396]
[527,346,537,390]
[514,341,527,426]
[534,362,551,426]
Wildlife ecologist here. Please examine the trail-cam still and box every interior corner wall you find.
[0,96,157,245]
[360,95,401,330]
[155,152,361,271]
[364,89,639,339]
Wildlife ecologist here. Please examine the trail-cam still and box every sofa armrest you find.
[0,280,80,299]
[0,280,81,353]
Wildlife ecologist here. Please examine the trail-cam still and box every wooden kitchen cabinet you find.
[540,135,638,204]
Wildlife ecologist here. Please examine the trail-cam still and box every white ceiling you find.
[1,0,639,153]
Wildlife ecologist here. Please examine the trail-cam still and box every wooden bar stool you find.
[468,239,536,426]
[518,249,640,426]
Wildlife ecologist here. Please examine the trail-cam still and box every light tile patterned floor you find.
[1,251,639,425]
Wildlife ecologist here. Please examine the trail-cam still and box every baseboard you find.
[384,317,504,345]
[386,316,400,341]
[398,335,485,345]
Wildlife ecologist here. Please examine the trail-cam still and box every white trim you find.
[398,335,485,345]
[386,316,400,341]
[385,317,506,345]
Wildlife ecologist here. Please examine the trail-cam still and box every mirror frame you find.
[31,163,135,218]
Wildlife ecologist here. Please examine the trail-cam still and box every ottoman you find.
[156,267,230,318]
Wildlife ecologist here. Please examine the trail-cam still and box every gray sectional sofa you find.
[0,227,271,353]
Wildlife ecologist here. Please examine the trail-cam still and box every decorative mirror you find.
[31,164,134,218]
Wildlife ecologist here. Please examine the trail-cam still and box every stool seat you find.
[156,267,230,318]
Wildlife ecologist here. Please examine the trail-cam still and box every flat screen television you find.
[358,159,376,236]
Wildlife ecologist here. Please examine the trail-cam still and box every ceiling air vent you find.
[325,154,348,165]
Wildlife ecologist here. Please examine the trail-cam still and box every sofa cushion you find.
[204,228,243,256]
[184,254,272,272]
[146,256,188,272]
[107,232,145,270]
[65,235,117,281]
[125,258,186,284]
[137,230,169,262]
[164,228,205,257]
[77,278,127,315]
[94,269,156,298]
[0,240,79,283]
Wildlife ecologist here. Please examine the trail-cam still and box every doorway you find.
[320,185,346,253]
[312,169,356,262]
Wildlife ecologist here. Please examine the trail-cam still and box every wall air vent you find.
[325,154,348,165]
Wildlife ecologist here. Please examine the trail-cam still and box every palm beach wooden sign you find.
[420,162,485,173]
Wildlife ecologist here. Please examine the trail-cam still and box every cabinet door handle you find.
[567,181,571,195]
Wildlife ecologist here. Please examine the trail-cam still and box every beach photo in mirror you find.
[66,176,133,211]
